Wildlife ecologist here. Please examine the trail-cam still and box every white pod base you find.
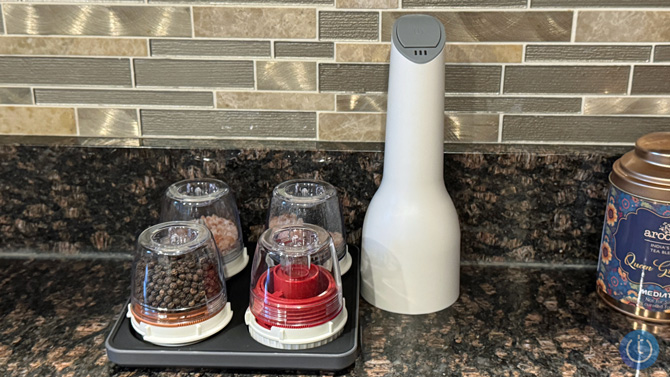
[223,247,249,279]
[244,300,348,350]
[128,302,233,347]
[339,245,352,275]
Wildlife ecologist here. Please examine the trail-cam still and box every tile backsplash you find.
[0,1,669,145]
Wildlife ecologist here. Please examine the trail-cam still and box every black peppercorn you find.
[136,253,223,311]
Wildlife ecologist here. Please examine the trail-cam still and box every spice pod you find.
[267,179,352,274]
[245,224,347,350]
[128,221,233,346]
[161,178,249,279]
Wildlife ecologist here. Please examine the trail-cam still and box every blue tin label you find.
[598,185,670,312]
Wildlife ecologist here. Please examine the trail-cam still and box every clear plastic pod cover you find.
[266,179,352,274]
[245,224,348,350]
[161,178,248,278]
[129,221,233,346]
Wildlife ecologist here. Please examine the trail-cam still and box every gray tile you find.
[320,11,379,40]
[35,89,213,107]
[3,5,191,37]
[0,88,33,105]
[320,64,389,92]
[631,66,670,94]
[256,61,316,91]
[321,64,500,93]
[141,110,316,139]
[445,114,499,143]
[445,65,501,93]
[337,94,387,112]
[0,57,131,87]
[151,40,270,57]
[134,59,254,88]
[504,66,629,94]
[655,45,670,62]
[382,12,572,42]
[526,45,652,62]
[78,108,139,138]
[445,97,581,113]
[275,42,334,58]
[502,116,670,143]
[405,0,525,6]
[531,0,670,7]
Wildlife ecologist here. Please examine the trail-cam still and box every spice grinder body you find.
[361,15,460,315]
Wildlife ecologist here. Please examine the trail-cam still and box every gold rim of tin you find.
[611,132,670,203]
[597,288,670,324]
[609,180,670,205]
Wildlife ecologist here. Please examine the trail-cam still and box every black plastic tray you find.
[105,245,360,372]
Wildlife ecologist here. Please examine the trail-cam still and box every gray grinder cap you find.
[392,15,446,64]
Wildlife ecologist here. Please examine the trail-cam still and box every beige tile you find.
[337,94,387,112]
[0,107,75,135]
[319,113,385,141]
[576,11,670,42]
[336,43,390,62]
[337,0,399,9]
[78,108,139,137]
[0,37,147,56]
[445,114,498,142]
[337,43,521,63]
[256,61,316,91]
[4,5,190,37]
[194,7,315,39]
[584,97,670,115]
[217,91,334,111]
[445,44,522,63]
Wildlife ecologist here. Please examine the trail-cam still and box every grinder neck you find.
[382,15,446,186]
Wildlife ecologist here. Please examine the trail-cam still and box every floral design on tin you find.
[606,203,618,226]
[660,222,670,235]
[601,242,612,264]
[597,185,670,313]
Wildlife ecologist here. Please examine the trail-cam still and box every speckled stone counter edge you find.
[0,140,628,264]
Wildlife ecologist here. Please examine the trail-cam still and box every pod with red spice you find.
[245,224,347,350]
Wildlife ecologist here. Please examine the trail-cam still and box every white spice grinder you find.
[361,15,461,315]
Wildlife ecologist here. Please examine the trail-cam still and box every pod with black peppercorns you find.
[128,221,233,346]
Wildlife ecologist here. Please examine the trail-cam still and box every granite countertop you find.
[1,258,669,377]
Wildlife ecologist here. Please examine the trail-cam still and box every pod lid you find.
[165,178,231,205]
[611,132,670,202]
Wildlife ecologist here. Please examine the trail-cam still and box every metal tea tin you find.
[597,132,670,322]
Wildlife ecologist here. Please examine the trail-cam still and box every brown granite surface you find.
[1,258,669,376]
[0,144,627,264]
